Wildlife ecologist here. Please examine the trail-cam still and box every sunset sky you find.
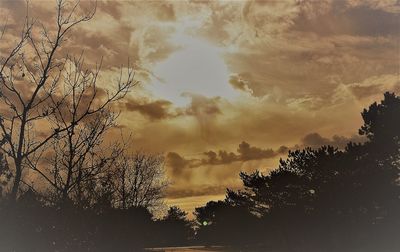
[1,0,399,214]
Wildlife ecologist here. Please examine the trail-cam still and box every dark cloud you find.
[165,141,285,178]
[217,150,238,164]
[200,141,285,166]
[182,93,223,140]
[183,93,222,116]
[165,152,193,180]
[124,98,176,120]
[166,152,188,171]
[237,141,275,161]
[293,3,400,37]
[301,132,366,149]
[229,74,252,92]
[166,184,240,199]
[124,94,226,122]
[345,6,400,37]
[202,150,237,165]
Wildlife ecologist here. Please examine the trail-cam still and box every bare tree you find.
[22,51,135,206]
[0,0,135,201]
[114,152,168,211]
[35,113,122,205]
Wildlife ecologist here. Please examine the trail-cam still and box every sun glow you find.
[150,33,237,107]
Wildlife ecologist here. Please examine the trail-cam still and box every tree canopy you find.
[196,92,400,251]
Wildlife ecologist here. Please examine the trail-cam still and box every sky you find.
[1,0,399,214]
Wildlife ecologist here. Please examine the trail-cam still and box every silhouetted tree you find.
[0,0,93,201]
[0,0,134,201]
[194,200,259,247]
[29,52,134,207]
[113,152,168,212]
[156,206,193,246]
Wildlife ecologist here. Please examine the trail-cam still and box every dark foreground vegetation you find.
[194,92,400,252]
[0,1,398,251]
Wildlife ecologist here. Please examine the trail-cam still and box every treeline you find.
[0,194,193,251]
[0,152,193,251]
[194,92,400,251]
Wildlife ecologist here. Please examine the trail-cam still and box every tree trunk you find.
[10,158,22,201]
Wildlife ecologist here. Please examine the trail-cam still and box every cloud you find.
[228,74,253,93]
[138,25,179,64]
[346,0,400,13]
[123,93,226,122]
[155,2,176,22]
[229,75,247,91]
[301,132,365,149]
[182,93,223,140]
[292,2,400,37]
[166,141,287,171]
[203,150,236,165]
[124,98,177,120]
[97,0,123,20]
[183,93,222,116]
[200,141,289,166]
[237,141,275,161]
[200,0,399,104]
[166,184,240,199]
[242,0,300,35]
[346,74,400,100]
[163,141,286,194]
[165,152,194,180]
